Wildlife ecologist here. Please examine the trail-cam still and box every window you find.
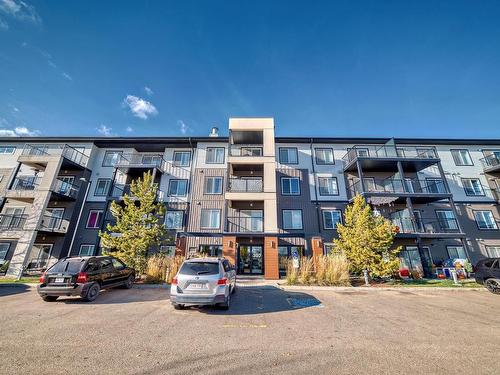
[94,179,111,196]
[461,178,484,196]
[102,151,122,167]
[200,209,221,229]
[165,211,184,229]
[426,178,446,194]
[0,243,10,262]
[86,210,103,229]
[318,177,339,196]
[279,148,298,164]
[168,179,188,196]
[487,246,500,258]
[173,151,191,167]
[356,148,369,157]
[0,146,15,154]
[100,258,113,271]
[451,149,473,166]
[435,210,458,230]
[322,210,342,229]
[281,177,300,195]
[240,147,262,156]
[206,147,225,164]
[199,245,223,257]
[282,210,303,230]
[160,245,176,257]
[474,211,498,230]
[204,176,223,194]
[315,148,334,165]
[447,246,467,259]
[111,258,126,270]
[79,244,95,256]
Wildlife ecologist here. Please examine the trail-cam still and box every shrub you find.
[286,254,350,286]
[145,255,184,284]
[0,261,10,274]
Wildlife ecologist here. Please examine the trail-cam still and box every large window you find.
[0,243,10,262]
[94,179,111,196]
[199,245,223,257]
[426,178,446,194]
[315,148,334,165]
[200,209,221,229]
[318,177,339,196]
[281,177,300,195]
[322,210,342,229]
[282,210,303,230]
[86,210,103,229]
[447,246,467,259]
[173,151,191,167]
[474,211,498,230]
[79,244,95,256]
[435,210,458,230]
[102,151,122,167]
[0,146,15,154]
[487,246,500,258]
[451,149,473,166]
[168,179,188,196]
[279,147,298,164]
[461,178,484,196]
[206,147,225,164]
[165,211,184,229]
[204,176,223,194]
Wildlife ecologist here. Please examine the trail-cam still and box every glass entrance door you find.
[237,245,263,275]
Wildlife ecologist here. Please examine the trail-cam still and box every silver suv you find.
[170,258,236,310]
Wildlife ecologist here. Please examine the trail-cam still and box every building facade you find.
[1,118,499,279]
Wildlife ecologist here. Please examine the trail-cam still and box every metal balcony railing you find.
[110,183,164,201]
[22,144,89,168]
[52,179,80,199]
[39,213,67,232]
[115,153,165,171]
[227,178,263,192]
[392,217,461,235]
[228,145,264,157]
[348,178,448,196]
[227,216,264,232]
[10,176,41,191]
[0,214,27,230]
[342,145,439,165]
[480,154,500,169]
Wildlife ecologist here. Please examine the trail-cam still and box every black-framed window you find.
[447,246,467,259]
[0,242,11,261]
[102,151,122,167]
[322,209,342,229]
[318,177,339,196]
[167,179,188,196]
[282,209,303,230]
[165,210,184,229]
[474,210,498,230]
[435,210,458,230]
[315,148,334,165]
[451,149,473,166]
[206,147,225,164]
[281,177,300,195]
[200,209,221,229]
[86,210,103,229]
[173,151,191,167]
[204,176,223,194]
[461,178,484,196]
[94,178,111,196]
[279,147,298,164]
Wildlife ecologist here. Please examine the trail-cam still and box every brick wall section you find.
[222,236,237,266]
[264,236,279,280]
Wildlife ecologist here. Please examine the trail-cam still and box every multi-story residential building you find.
[1,118,499,279]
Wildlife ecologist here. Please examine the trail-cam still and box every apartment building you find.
[1,118,499,279]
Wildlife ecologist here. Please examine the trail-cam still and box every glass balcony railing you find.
[110,183,164,201]
[39,213,66,232]
[227,178,263,193]
[348,178,448,196]
[10,176,42,191]
[227,216,264,232]
[22,144,89,168]
[228,145,264,157]
[391,217,461,235]
[0,214,27,230]
[52,179,80,199]
[343,145,438,165]
[480,154,500,170]
[115,153,165,171]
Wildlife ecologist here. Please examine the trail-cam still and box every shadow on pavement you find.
[193,285,322,315]
[55,287,170,305]
[0,284,31,297]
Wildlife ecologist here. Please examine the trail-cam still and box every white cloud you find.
[122,95,158,120]
[62,72,72,81]
[97,124,114,137]
[125,126,133,133]
[0,126,40,137]
[178,120,192,135]
[144,86,153,96]
[0,16,8,29]
[0,0,42,25]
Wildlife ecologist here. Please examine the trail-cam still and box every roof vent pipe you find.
[209,127,219,137]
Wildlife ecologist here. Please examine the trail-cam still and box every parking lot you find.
[0,284,499,375]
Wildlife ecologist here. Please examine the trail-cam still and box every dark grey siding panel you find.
[71,201,107,256]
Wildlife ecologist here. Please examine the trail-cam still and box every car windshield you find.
[48,259,85,274]
[179,262,219,275]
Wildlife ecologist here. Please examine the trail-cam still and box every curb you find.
[277,284,486,292]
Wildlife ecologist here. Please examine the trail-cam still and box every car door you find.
[491,260,500,279]
[223,260,236,286]
[99,258,116,286]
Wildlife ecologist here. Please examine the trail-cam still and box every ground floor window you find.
[447,246,467,259]
[399,246,424,278]
[26,244,53,271]
[0,243,10,263]
[486,246,500,258]
[79,244,95,256]
[278,246,304,276]
[160,245,177,257]
[199,245,222,257]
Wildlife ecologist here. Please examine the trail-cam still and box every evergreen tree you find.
[99,171,166,274]
[333,195,401,278]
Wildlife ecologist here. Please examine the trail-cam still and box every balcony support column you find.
[356,160,366,193]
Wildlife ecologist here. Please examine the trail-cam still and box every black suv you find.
[37,256,135,302]
[474,258,500,294]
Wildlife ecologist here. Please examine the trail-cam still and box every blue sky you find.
[1,0,500,138]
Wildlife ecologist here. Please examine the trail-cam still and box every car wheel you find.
[82,283,100,302]
[173,303,184,310]
[219,294,230,310]
[484,278,500,294]
[41,296,58,302]
[123,275,134,289]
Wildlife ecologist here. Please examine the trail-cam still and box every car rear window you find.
[49,259,85,273]
[179,262,220,275]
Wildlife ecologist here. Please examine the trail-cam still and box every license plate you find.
[190,283,204,289]
[55,278,65,283]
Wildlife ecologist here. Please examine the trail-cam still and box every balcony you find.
[51,178,80,200]
[228,145,264,157]
[5,176,41,200]
[391,217,464,238]
[226,216,264,233]
[0,214,27,231]
[227,178,263,193]
[20,144,89,169]
[115,153,165,174]
[343,145,440,172]
[480,153,500,173]
[38,213,68,234]
[109,183,164,201]
[348,178,450,203]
